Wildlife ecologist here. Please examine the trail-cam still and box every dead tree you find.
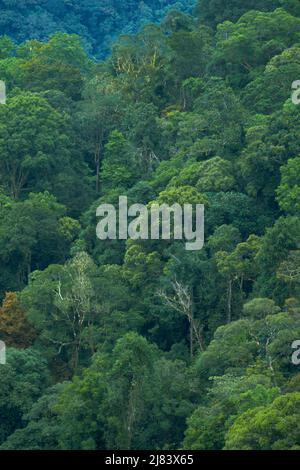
[158,279,205,358]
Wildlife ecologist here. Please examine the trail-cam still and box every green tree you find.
[0,192,79,295]
[19,33,91,99]
[183,374,279,450]
[277,156,300,215]
[101,130,137,192]
[195,0,298,27]
[212,9,300,87]
[243,47,300,113]
[0,348,49,444]
[0,384,65,450]
[0,92,71,199]
[224,392,300,450]
[21,252,99,372]
[242,298,281,320]
[216,235,261,322]
[170,157,236,193]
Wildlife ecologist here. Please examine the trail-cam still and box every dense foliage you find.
[0,0,300,450]
[0,0,195,58]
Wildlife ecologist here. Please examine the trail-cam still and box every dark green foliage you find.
[0,348,49,444]
[195,0,300,28]
[0,0,196,58]
[0,0,300,452]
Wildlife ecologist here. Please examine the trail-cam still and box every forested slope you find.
[0,0,195,57]
[0,0,300,450]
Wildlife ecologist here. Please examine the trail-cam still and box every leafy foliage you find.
[0,0,300,451]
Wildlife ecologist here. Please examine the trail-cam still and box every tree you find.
[212,9,300,88]
[158,280,205,358]
[101,130,137,193]
[53,334,193,450]
[170,157,236,193]
[183,374,279,450]
[0,348,49,444]
[167,25,213,84]
[0,92,71,199]
[0,35,14,59]
[255,216,300,302]
[240,103,300,201]
[121,101,161,175]
[54,333,158,450]
[21,252,99,372]
[0,384,65,450]
[216,235,261,322]
[77,75,123,193]
[205,192,272,238]
[277,250,300,283]
[224,392,300,450]
[0,192,79,295]
[243,47,300,113]
[0,1,195,59]
[123,243,163,290]
[194,319,258,383]
[242,298,281,320]
[19,33,91,99]
[0,292,36,348]
[277,156,300,215]
[110,24,170,105]
[195,0,297,27]
[101,332,158,449]
[208,225,241,253]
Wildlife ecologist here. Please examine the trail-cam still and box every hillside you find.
[0,0,195,57]
[0,0,300,452]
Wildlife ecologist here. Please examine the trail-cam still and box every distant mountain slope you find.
[0,0,195,57]
[195,0,300,27]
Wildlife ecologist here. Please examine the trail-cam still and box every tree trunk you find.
[189,322,194,359]
[227,279,232,323]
